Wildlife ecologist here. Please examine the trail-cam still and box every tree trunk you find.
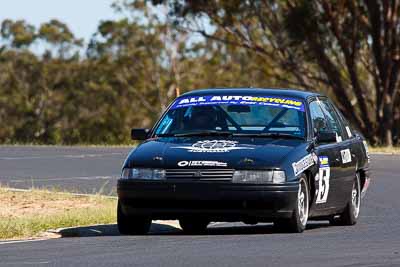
[394,99,400,145]
[382,94,394,146]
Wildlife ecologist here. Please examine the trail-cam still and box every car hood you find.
[125,137,305,169]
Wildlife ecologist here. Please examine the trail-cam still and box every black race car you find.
[117,88,371,234]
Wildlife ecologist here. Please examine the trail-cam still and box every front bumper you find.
[117,180,299,221]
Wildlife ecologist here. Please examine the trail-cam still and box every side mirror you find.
[316,131,337,144]
[131,128,150,140]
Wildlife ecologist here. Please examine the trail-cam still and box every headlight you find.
[121,168,166,180]
[232,170,286,184]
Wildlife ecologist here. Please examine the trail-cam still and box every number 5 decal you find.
[316,156,330,204]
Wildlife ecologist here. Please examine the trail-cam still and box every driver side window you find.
[319,99,345,141]
[309,101,329,135]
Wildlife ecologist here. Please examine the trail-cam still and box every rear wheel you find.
[274,175,309,233]
[179,218,209,234]
[117,200,152,235]
[330,173,361,226]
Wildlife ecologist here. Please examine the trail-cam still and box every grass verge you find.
[370,146,400,154]
[0,187,117,240]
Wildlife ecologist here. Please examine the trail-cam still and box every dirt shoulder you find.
[0,187,117,240]
[370,146,400,154]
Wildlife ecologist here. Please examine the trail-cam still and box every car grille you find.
[165,169,234,181]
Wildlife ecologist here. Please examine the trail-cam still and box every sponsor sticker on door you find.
[341,149,352,164]
[292,154,316,176]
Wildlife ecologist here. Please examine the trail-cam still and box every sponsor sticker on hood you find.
[173,140,254,153]
[178,161,227,167]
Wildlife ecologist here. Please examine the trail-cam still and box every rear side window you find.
[328,100,353,139]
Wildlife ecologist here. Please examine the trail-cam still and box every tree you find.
[1,19,36,48]
[88,1,186,118]
[38,19,83,58]
[1,1,398,146]
[156,0,400,145]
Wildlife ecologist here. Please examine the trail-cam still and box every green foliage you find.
[0,2,282,145]
[1,1,398,145]
[159,0,400,145]
[38,19,83,58]
[1,19,36,48]
[39,19,77,45]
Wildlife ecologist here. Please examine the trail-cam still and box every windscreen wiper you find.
[173,130,234,137]
[155,133,178,137]
[233,132,305,140]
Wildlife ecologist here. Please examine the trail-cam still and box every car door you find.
[308,99,342,211]
[318,98,355,208]
[326,99,357,203]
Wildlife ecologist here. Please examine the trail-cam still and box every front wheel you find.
[274,175,309,233]
[330,173,361,226]
[117,200,152,235]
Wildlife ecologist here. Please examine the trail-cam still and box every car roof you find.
[180,87,321,100]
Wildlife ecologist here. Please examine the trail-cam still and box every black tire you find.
[274,175,309,233]
[329,173,361,226]
[117,200,152,235]
[179,218,209,234]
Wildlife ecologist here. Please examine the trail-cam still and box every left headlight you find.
[232,170,286,184]
[120,168,166,180]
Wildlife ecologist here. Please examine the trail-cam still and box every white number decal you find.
[316,156,330,204]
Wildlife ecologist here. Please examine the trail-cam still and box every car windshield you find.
[154,95,306,139]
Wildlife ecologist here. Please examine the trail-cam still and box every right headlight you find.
[121,168,166,180]
[232,170,286,184]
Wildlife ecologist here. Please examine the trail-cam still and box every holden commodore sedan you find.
[117,88,370,234]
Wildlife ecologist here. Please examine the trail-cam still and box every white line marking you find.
[4,187,117,199]
[0,238,48,245]
[18,262,50,265]
[10,176,115,182]
[0,153,125,160]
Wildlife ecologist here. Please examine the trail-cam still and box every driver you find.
[188,106,221,131]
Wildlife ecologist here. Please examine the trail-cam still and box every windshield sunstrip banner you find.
[170,95,305,111]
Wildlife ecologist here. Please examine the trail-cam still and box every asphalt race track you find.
[0,146,400,266]
[0,146,131,195]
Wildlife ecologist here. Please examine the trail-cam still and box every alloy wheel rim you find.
[298,179,309,226]
[352,177,360,218]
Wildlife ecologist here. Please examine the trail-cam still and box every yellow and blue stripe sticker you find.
[319,156,329,167]
[171,95,305,112]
